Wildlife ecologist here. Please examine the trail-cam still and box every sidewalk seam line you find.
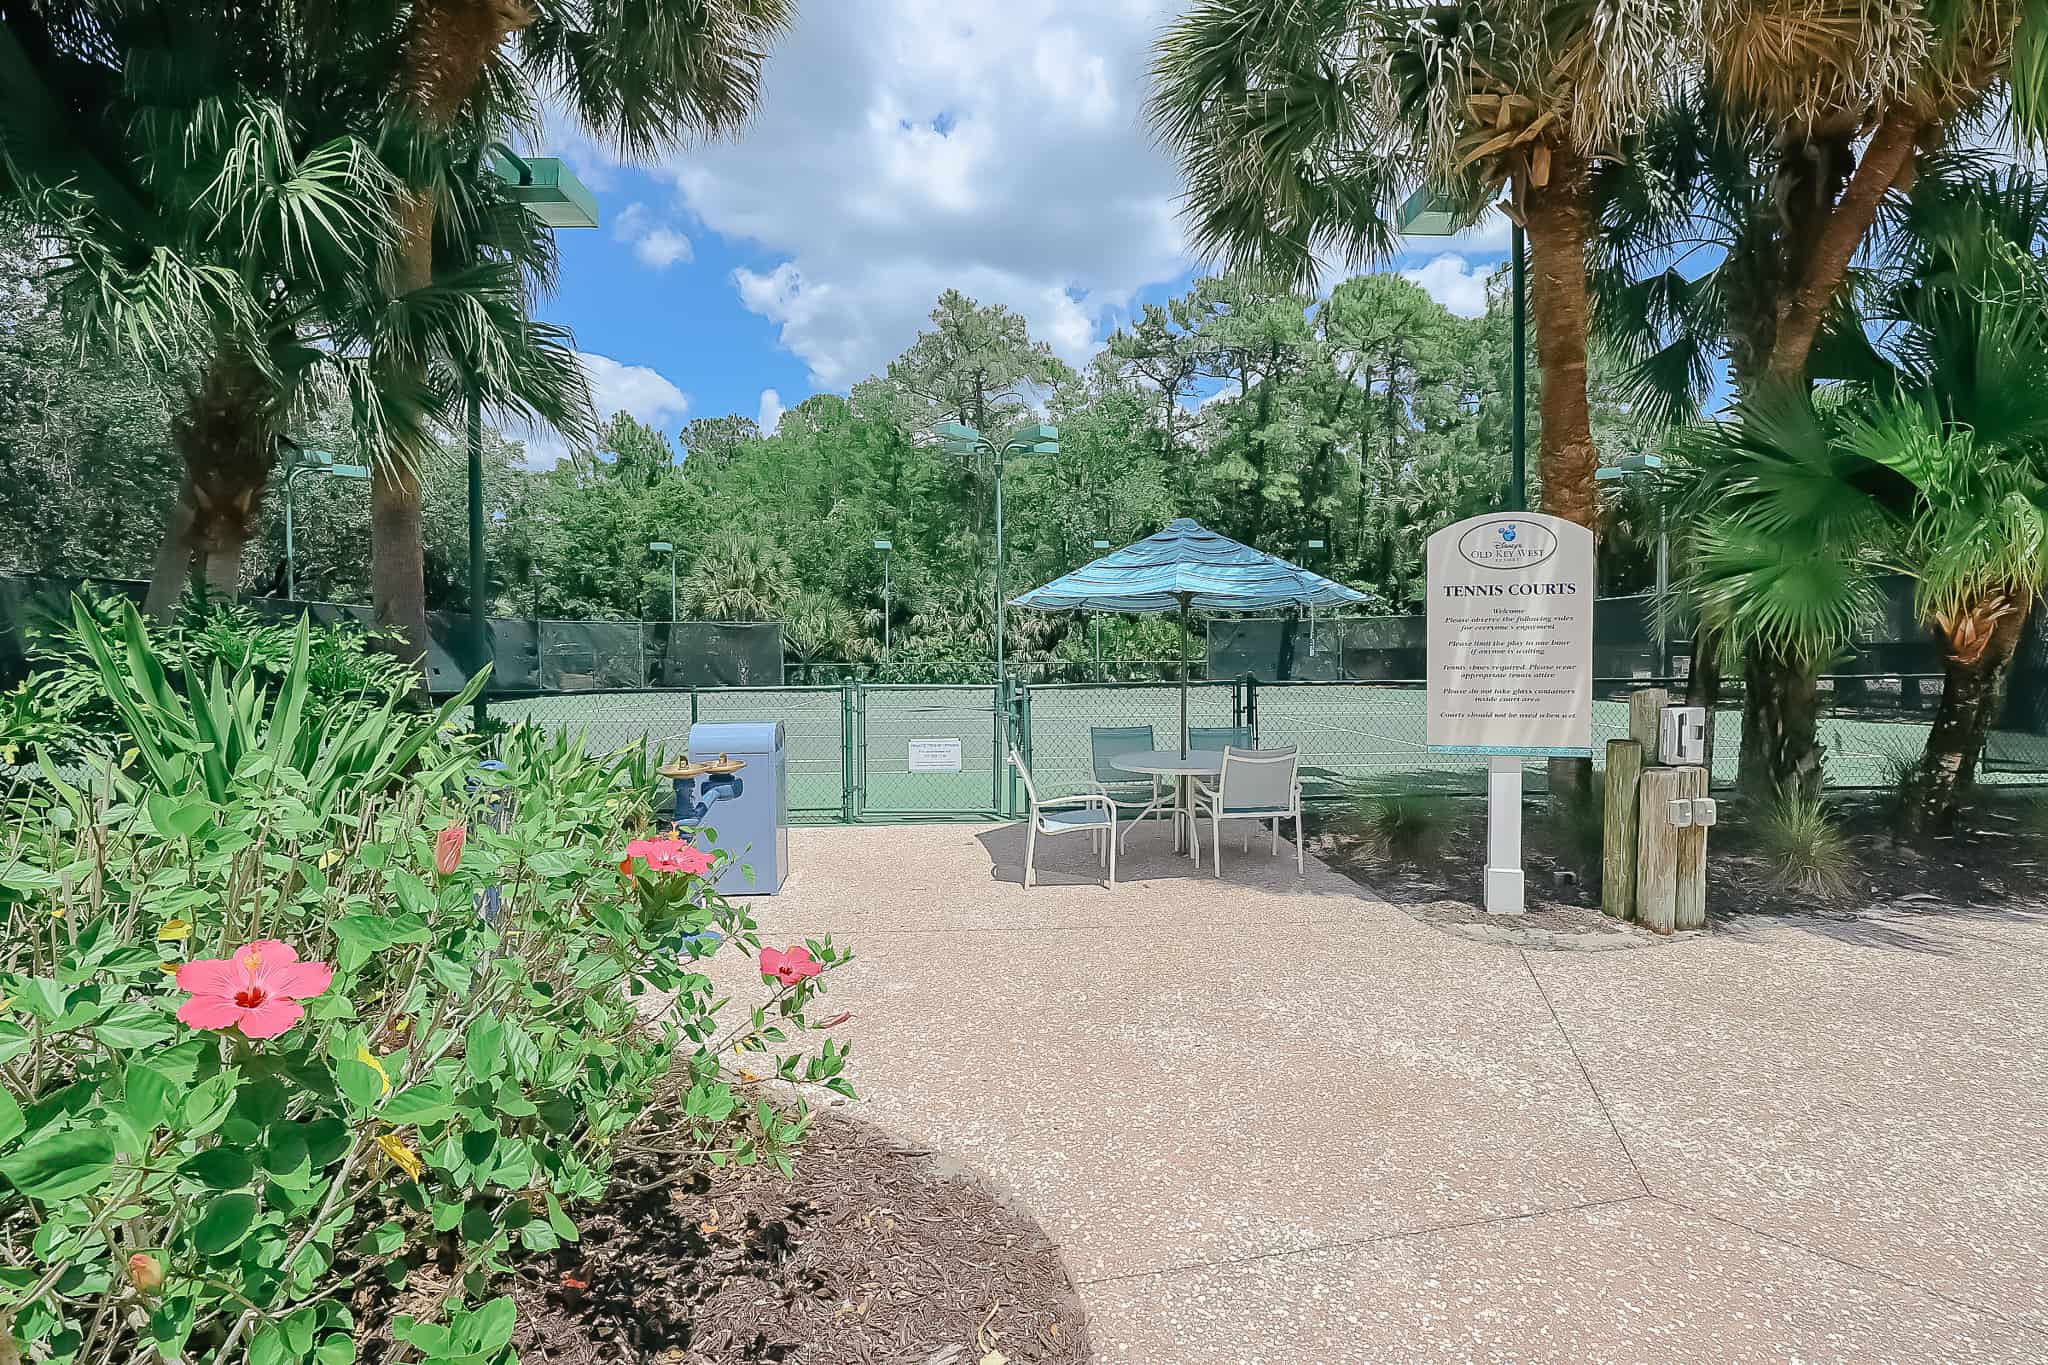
[1075,1193,1658,1288]
[1661,1198,2048,1340]
[1518,948,1651,1198]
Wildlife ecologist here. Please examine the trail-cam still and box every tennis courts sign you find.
[1426,512,1595,756]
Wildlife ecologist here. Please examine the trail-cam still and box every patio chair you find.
[1008,746,1118,888]
[1089,724,1172,847]
[1187,725,1253,751]
[1189,745,1304,877]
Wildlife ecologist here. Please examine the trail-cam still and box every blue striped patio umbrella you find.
[1011,519,1368,755]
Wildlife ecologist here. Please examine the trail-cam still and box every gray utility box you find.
[688,721,788,895]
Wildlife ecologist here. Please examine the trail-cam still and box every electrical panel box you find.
[1659,705,1708,766]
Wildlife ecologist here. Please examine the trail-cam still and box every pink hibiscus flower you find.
[621,837,715,878]
[759,945,822,986]
[434,822,466,876]
[176,940,334,1039]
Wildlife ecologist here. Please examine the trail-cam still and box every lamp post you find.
[471,145,599,730]
[1398,188,1525,512]
[1091,538,1111,677]
[1304,538,1326,657]
[935,420,1060,683]
[282,448,369,602]
[649,541,677,621]
[1597,454,1668,677]
[872,539,893,653]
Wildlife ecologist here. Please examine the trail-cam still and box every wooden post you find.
[1673,765,1709,930]
[1602,737,1643,921]
[1636,767,1686,935]
[1629,688,1668,758]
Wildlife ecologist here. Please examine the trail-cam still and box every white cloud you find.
[757,387,785,433]
[568,0,1197,388]
[611,202,694,269]
[509,350,690,467]
[1402,254,1492,318]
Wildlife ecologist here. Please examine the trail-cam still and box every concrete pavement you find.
[741,822,2048,1362]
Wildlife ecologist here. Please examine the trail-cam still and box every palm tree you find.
[683,536,793,622]
[1681,183,2048,824]
[1148,0,1694,537]
[1593,0,2048,796]
[3,3,402,611]
[3,3,591,628]
[369,0,797,682]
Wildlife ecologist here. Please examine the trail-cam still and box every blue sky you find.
[516,0,1511,464]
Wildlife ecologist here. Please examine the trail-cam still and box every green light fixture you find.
[488,148,599,229]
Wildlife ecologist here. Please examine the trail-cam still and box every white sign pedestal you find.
[1424,512,1595,916]
[1485,756,1526,914]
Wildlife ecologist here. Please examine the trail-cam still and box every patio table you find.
[1113,749,1224,854]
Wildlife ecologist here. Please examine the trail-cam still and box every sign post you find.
[1425,513,1595,914]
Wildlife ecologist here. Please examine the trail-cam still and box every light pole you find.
[1597,454,1667,676]
[649,541,677,621]
[935,420,1059,683]
[282,448,369,601]
[1397,189,1525,511]
[1303,538,1326,657]
[873,539,893,653]
[1091,538,1111,677]
[472,145,599,729]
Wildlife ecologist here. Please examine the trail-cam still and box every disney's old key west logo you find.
[1456,517,1559,569]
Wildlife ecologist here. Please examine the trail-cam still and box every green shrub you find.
[0,604,853,1365]
[1349,784,1453,863]
[6,590,416,769]
[1755,794,1856,902]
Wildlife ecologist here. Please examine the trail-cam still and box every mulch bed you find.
[1311,789,2048,930]
[524,1111,1090,1365]
[355,1112,1091,1365]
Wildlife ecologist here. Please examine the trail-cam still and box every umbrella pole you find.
[1178,594,1190,758]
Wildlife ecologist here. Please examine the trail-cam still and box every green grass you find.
[1755,795,1856,902]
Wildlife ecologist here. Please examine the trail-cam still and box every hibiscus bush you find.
[0,602,854,1365]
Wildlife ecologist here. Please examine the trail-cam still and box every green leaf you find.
[183,1072,239,1136]
[124,1062,177,1134]
[362,1221,405,1257]
[178,1147,256,1190]
[93,1002,178,1049]
[315,1334,357,1365]
[465,1015,504,1082]
[466,1297,517,1358]
[192,1192,259,1256]
[146,792,212,839]
[0,1089,21,1148]
[0,1126,115,1200]
[336,1059,385,1114]
[383,1082,454,1126]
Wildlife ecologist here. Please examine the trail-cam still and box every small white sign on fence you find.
[906,738,963,773]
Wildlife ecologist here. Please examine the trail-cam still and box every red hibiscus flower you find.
[758,945,821,986]
[176,940,333,1039]
[434,822,466,876]
[621,837,715,878]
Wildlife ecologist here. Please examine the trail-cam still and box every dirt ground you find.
[1310,786,2048,933]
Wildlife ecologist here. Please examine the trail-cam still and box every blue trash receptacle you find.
[684,721,788,894]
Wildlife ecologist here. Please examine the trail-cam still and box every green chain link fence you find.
[487,673,2044,824]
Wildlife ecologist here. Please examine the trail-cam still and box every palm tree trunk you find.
[1520,147,1598,802]
[148,349,277,617]
[1766,109,1921,382]
[1900,601,2029,835]
[1684,620,1721,773]
[371,0,535,693]
[144,473,200,620]
[1737,640,1823,803]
